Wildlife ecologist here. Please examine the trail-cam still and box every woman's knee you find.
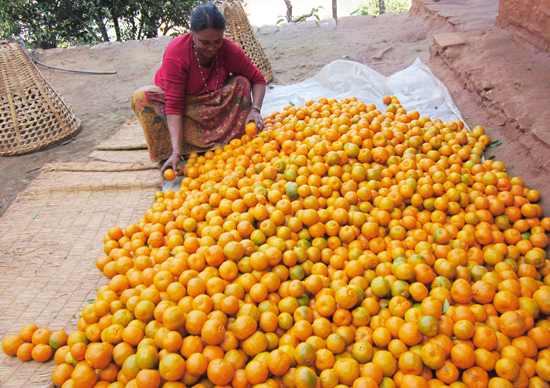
[132,85,163,111]
[131,89,144,106]
[233,75,252,91]
[132,85,162,101]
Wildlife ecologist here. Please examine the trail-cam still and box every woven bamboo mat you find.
[90,117,155,166]
[94,118,147,151]
[90,149,156,167]
[0,162,159,387]
[42,161,157,172]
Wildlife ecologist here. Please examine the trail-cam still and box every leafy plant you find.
[351,0,411,16]
[279,0,324,24]
[0,0,206,49]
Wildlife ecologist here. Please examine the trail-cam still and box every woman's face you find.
[192,28,224,59]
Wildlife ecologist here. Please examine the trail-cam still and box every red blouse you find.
[154,33,266,115]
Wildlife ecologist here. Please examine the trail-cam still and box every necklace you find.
[193,43,219,95]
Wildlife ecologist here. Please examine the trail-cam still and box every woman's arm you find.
[161,114,185,172]
[221,40,267,130]
[247,83,267,130]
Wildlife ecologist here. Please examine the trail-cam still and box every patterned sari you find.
[131,75,252,162]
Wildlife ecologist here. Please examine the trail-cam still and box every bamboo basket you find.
[0,40,80,156]
[216,0,273,83]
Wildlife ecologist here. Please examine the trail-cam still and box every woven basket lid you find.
[0,40,81,156]
[216,0,273,84]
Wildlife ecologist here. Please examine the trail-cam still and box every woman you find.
[132,3,266,172]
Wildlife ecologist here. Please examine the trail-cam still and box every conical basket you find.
[0,40,81,156]
[216,0,273,83]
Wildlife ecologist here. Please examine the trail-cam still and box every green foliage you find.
[1,0,98,48]
[295,6,323,23]
[0,0,206,49]
[277,1,324,24]
[0,0,22,40]
[351,0,411,16]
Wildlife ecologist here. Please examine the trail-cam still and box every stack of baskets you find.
[216,0,273,84]
[0,40,80,156]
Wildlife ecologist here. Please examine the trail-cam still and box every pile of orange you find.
[4,96,550,388]
[2,324,67,364]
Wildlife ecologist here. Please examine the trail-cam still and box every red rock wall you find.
[497,0,550,48]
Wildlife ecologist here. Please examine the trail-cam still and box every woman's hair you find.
[190,3,226,32]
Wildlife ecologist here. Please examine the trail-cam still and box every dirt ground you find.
[1,0,549,215]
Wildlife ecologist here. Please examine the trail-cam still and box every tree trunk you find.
[111,7,121,41]
[332,0,337,19]
[95,10,110,42]
[61,0,102,42]
[144,17,158,39]
[378,0,385,14]
[137,14,145,40]
[283,0,292,22]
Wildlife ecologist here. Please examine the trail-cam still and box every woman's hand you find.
[163,115,185,173]
[246,109,264,131]
[162,153,183,173]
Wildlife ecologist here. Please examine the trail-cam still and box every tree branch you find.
[163,23,174,35]
[292,7,316,22]
[283,0,292,22]
[379,0,386,14]
[60,0,102,42]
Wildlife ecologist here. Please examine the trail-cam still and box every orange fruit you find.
[245,360,269,385]
[436,360,459,384]
[207,358,235,385]
[52,363,74,386]
[164,169,176,181]
[31,328,52,345]
[135,345,159,370]
[16,342,34,361]
[294,342,316,367]
[398,351,423,375]
[294,366,318,388]
[98,363,118,382]
[245,122,257,136]
[267,349,292,376]
[85,342,112,369]
[159,353,186,381]
[232,315,257,340]
[186,353,207,376]
[71,342,87,361]
[49,330,69,350]
[201,319,226,345]
[135,369,161,388]
[2,334,24,356]
[72,362,98,388]
[372,350,397,377]
[450,343,475,369]
[20,324,39,342]
[31,343,53,362]
[421,342,446,370]
[499,311,527,338]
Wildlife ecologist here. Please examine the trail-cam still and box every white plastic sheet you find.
[263,58,466,125]
[163,58,465,191]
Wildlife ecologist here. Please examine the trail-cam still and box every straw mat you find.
[0,160,158,387]
[89,118,156,166]
[42,161,157,172]
[94,118,147,151]
[90,149,155,166]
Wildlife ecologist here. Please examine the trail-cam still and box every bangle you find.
[251,106,261,113]
[172,152,183,161]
